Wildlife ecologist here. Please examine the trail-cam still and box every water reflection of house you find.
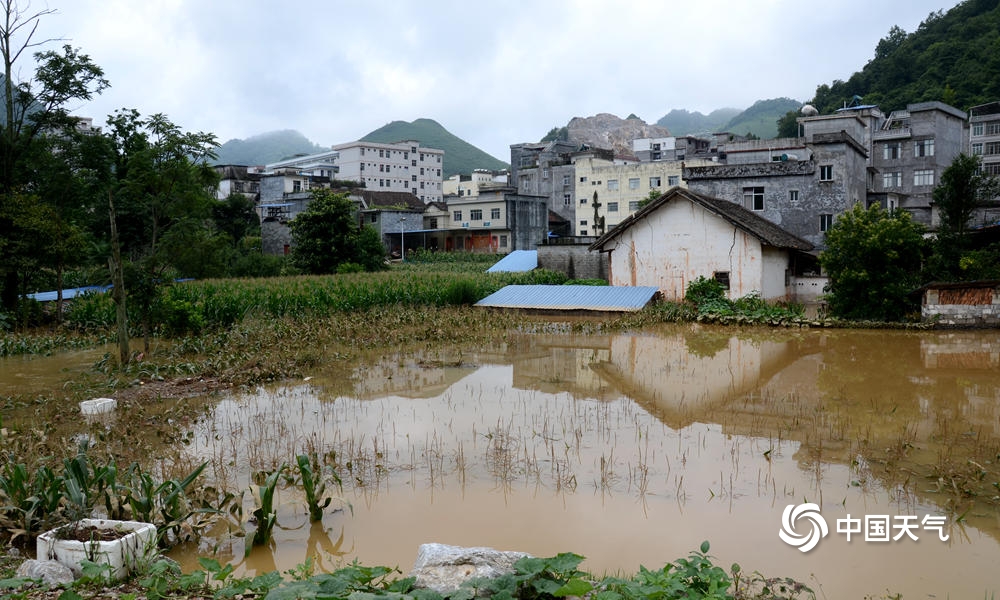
[508,335,617,399]
[588,329,815,428]
[351,358,478,400]
[921,332,1000,369]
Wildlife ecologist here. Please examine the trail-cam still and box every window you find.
[668,175,679,186]
[411,159,417,166]
[292,180,301,192]
[985,142,1000,155]
[411,175,417,182]
[973,123,984,137]
[914,169,934,186]
[713,271,730,290]
[420,168,424,175]
[580,197,588,205]
[973,143,984,155]
[649,176,661,187]
[820,213,834,232]
[360,163,365,171]
[820,165,833,181]
[379,164,385,172]
[742,186,764,211]
[988,123,1000,136]
[608,202,619,212]
[491,208,501,219]
[607,179,619,190]
[437,156,441,163]
[580,176,587,183]
[429,217,438,229]
[360,147,365,156]
[420,181,425,189]
[436,169,441,176]
[453,210,462,220]
[563,175,571,186]
[914,139,935,157]
[580,230,588,236]
[420,153,425,161]
[403,152,408,159]
[379,179,384,187]
[543,168,550,179]
[883,143,900,160]
[470,209,482,220]
[369,214,377,224]
[789,190,799,202]
[563,194,571,206]
[580,220,588,226]
[628,178,640,190]
[379,149,385,158]
[882,171,902,188]
[628,201,640,211]
[499,235,508,247]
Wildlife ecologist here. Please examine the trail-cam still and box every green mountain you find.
[360,118,508,178]
[655,108,742,137]
[723,98,802,139]
[811,0,1000,114]
[213,130,328,166]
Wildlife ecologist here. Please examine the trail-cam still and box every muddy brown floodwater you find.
[10,324,998,598]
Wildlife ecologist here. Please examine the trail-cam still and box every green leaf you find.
[554,577,593,597]
[700,540,710,554]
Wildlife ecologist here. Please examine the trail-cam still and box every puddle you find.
[159,326,1000,597]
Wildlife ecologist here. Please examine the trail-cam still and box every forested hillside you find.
[360,118,508,178]
[811,0,1000,113]
[213,130,328,166]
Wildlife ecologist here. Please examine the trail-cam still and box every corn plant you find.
[295,454,345,523]
[249,464,285,551]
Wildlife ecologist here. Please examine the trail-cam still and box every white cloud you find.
[24,0,964,162]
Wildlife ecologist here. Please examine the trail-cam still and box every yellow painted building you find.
[572,154,714,236]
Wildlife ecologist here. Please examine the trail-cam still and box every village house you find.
[331,140,445,203]
[588,187,814,302]
[442,169,508,197]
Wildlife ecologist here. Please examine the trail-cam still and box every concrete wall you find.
[922,285,1000,327]
[603,198,776,301]
[537,243,607,280]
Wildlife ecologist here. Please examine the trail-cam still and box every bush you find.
[685,276,727,306]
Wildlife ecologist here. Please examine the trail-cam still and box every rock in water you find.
[410,543,532,595]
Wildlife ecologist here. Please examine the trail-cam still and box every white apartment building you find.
[332,140,445,203]
[442,169,508,197]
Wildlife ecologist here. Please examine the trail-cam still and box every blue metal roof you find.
[27,285,112,302]
[486,250,538,273]
[476,285,658,312]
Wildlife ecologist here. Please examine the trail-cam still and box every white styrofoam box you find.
[36,519,157,581]
[79,398,117,415]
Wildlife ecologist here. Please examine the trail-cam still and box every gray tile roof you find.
[589,187,813,252]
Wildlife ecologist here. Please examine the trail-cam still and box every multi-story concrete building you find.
[573,151,713,236]
[970,101,1000,177]
[684,128,869,250]
[509,140,580,232]
[442,169,508,197]
[419,185,547,252]
[331,140,445,203]
[868,101,967,226]
[214,165,261,201]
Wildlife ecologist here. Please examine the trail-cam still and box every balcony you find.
[873,127,911,140]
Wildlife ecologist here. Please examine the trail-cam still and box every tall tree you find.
[289,189,385,274]
[104,109,219,356]
[820,203,926,321]
[0,1,108,311]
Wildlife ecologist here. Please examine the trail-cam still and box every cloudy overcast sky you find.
[27,0,961,162]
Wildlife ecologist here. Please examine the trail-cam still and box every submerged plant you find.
[296,454,344,523]
[249,464,286,551]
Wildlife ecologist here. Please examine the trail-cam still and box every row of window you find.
[972,122,1000,137]
[882,139,935,160]
[882,169,936,188]
[972,141,1000,156]
[358,147,442,163]
[359,162,443,176]
[365,177,442,190]
[452,208,502,221]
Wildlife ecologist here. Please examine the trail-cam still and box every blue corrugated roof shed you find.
[476,285,658,312]
[27,285,112,302]
[486,250,537,273]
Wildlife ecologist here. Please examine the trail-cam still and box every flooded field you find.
[3,324,999,597]
[153,323,1000,599]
